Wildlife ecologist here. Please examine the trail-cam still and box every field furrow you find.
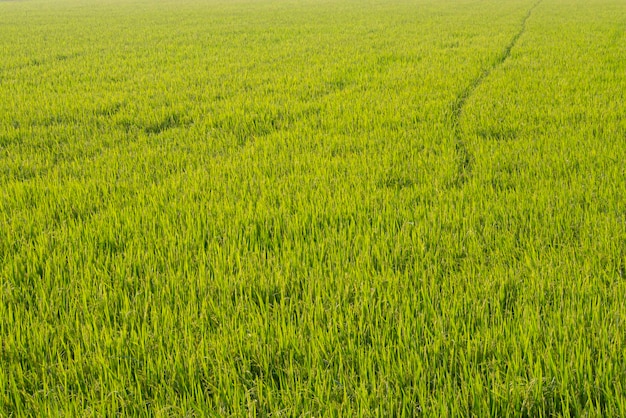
[450,0,542,188]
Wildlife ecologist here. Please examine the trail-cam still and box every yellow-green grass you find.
[1,0,625,415]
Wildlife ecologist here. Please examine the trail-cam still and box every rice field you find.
[1,0,626,415]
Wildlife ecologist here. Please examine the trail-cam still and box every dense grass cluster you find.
[1,0,626,415]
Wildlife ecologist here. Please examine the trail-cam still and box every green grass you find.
[1,0,626,415]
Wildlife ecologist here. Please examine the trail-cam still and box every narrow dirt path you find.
[450,0,542,188]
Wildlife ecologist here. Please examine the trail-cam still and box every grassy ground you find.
[1,0,626,415]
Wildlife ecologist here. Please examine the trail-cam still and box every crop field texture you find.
[1,0,626,416]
